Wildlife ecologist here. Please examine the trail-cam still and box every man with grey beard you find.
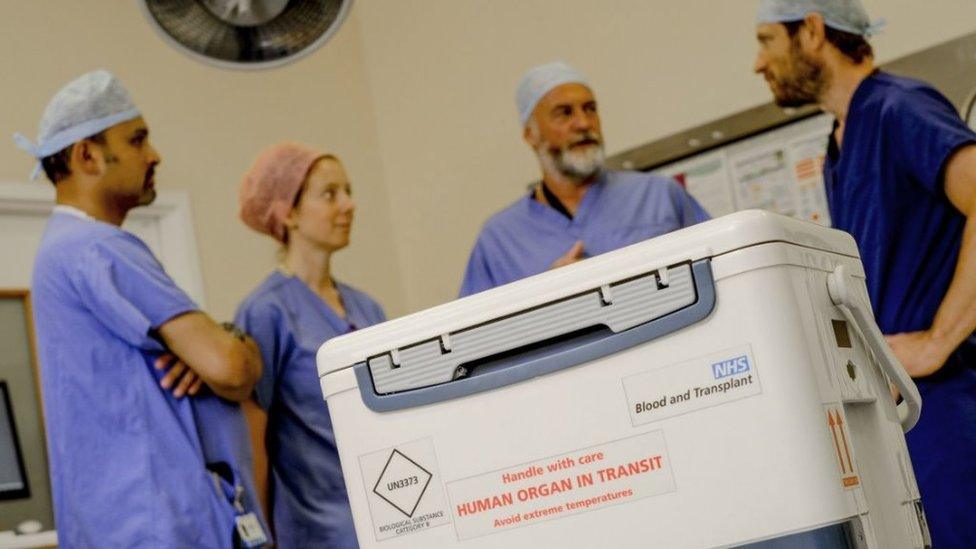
[459,61,709,296]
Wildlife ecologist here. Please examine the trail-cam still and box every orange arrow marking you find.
[828,410,846,473]
[836,411,854,474]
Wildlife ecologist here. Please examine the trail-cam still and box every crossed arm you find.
[154,312,263,402]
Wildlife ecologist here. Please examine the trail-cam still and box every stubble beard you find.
[769,41,829,108]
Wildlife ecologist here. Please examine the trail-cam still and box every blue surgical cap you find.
[756,0,885,37]
[14,70,140,180]
[516,61,590,127]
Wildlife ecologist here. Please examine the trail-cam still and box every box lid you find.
[317,210,858,377]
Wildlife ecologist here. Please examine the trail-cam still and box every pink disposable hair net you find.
[239,141,330,243]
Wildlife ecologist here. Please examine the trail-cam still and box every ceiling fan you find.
[139,0,354,70]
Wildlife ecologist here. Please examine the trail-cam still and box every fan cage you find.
[139,0,354,70]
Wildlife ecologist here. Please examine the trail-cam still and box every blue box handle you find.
[353,259,715,412]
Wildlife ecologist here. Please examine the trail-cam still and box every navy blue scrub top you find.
[824,70,976,549]
[824,71,976,336]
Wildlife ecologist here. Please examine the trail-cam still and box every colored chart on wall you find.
[656,114,834,226]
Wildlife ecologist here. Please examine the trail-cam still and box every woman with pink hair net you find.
[234,142,385,548]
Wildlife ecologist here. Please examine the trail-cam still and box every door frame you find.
[0,181,207,307]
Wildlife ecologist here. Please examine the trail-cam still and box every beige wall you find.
[3,2,976,320]
[0,2,404,320]
[356,0,976,313]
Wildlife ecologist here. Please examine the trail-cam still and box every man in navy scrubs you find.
[753,1,976,545]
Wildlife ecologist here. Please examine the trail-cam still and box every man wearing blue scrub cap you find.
[459,61,709,296]
[754,2,976,546]
[16,70,269,548]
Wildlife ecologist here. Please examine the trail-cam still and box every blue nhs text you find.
[712,355,750,379]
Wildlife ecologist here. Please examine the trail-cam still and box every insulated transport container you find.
[318,210,928,548]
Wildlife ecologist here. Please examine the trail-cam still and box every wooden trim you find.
[0,289,29,298]
[0,290,49,462]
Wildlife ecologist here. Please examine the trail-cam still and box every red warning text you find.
[447,432,675,541]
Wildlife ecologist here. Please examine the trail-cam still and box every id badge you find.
[235,512,268,548]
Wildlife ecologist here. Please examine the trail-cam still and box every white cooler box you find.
[317,211,929,548]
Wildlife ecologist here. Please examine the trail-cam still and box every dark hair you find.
[40,131,107,185]
[783,20,873,64]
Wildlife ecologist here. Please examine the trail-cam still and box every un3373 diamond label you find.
[359,438,451,541]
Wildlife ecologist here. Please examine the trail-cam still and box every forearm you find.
[929,211,976,353]
[157,312,263,401]
[206,336,262,401]
[242,398,271,523]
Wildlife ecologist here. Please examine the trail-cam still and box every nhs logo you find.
[712,355,750,379]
